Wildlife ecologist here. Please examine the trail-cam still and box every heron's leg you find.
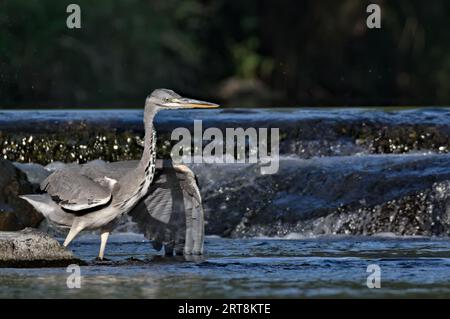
[192,204,204,255]
[174,241,185,256]
[164,243,174,256]
[184,207,194,255]
[63,221,84,247]
[173,164,204,255]
[98,231,110,260]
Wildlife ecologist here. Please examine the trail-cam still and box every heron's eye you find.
[164,98,170,103]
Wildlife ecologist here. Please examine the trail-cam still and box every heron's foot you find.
[191,249,203,255]
[184,255,205,263]
[94,257,111,262]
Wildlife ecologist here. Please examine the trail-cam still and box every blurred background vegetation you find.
[1,0,450,108]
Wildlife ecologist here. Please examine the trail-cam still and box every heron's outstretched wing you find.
[40,169,112,211]
[128,165,204,255]
[174,166,204,255]
[128,168,185,252]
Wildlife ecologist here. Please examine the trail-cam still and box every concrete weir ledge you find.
[0,228,84,268]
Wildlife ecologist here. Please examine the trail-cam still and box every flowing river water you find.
[1,107,450,298]
[1,234,450,298]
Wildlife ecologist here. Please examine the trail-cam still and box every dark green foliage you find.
[1,1,450,107]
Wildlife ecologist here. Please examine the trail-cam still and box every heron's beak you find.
[170,98,219,109]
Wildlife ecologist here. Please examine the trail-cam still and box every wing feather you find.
[128,164,204,255]
[41,169,112,211]
[128,168,185,250]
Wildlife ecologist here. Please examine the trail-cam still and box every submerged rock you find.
[0,228,83,267]
[238,180,450,238]
[0,160,43,231]
[192,154,450,238]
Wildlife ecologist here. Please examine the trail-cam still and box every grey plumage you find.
[19,89,217,259]
[72,159,205,255]
[41,169,113,211]
[21,159,204,255]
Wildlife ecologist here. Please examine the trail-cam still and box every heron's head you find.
[145,89,219,110]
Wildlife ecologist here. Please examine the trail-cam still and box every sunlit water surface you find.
[1,234,450,298]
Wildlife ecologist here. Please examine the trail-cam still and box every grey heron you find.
[20,89,218,260]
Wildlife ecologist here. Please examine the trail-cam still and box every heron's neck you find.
[113,107,158,211]
[138,107,157,173]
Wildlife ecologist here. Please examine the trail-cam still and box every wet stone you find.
[0,228,84,268]
[192,155,450,238]
[0,159,43,231]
